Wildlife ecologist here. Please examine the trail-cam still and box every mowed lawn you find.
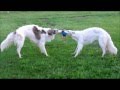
[0,11,120,79]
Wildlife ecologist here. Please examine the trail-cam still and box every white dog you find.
[0,24,58,58]
[63,27,117,57]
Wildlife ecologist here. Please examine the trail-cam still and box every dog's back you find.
[78,27,108,44]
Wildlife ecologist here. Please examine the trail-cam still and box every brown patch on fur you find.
[33,26,41,40]
[48,30,56,35]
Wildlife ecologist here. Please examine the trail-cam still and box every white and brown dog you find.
[0,24,58,58]
[63,27,117,57]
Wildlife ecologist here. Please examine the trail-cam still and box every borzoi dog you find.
[0,24,58,58]
[63,27,117,57]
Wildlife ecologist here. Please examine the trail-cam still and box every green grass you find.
[0,11,120,79]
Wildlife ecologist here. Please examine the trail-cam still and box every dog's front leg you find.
[72,44,78,55]
[74,43,83,58]
[42,45,49,56]
[39,42,48,56]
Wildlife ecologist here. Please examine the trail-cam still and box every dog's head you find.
[41,28,58,42]
[47,30,58,35]
[42,28,58,35]
[47,29,58,41]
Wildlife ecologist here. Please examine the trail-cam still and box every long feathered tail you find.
[107,35,117,55]
[0,32,16,52]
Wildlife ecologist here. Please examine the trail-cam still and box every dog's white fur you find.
[64,27,117,57]
[0,24,57,58]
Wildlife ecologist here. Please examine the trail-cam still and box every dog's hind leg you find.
[101,48,106,57]
[15,35,25,58]
[17,46,22,58]
[74,43,83,57]
[98,36,107,57]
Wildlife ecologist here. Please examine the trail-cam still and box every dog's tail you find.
[0,32,16,52]
[107,35,117,55]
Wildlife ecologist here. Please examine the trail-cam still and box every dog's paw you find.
[19,55,22,59]
[74,55,78,58]
[46,54,49,57]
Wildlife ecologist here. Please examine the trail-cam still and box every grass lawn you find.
[0,11,120,79]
